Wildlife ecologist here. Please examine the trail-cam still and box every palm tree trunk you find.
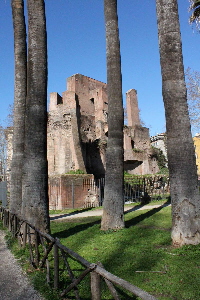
[101,0,124,230]
[156,0,200,246]
[22,0,49,232]
[10,0,27,217]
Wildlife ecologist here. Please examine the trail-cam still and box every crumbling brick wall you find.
[49,174,98,210]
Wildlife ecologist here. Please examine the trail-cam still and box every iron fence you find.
[91,175,170,206]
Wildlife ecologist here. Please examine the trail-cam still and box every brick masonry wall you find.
[49,174,96,210]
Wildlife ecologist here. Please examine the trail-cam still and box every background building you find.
[193,133,200,178]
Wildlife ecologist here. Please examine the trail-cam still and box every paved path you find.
[50,203,171,221]
[0,230,44,300]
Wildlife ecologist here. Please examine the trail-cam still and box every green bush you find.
[66,169,86,174]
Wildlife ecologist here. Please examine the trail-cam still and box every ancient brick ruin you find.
[47,74,158,179]
[47,74,159,209]
[5,74,159,209]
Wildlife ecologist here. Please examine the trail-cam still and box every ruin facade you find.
[47,74,159,178]
[4,74,159,209]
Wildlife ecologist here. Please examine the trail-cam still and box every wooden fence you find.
[0,207,158,300]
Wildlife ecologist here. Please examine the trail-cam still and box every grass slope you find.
[2,201,200,299]
[50,203,200,300]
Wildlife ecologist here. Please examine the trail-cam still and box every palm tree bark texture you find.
[22,0,50,232]
[101,0,124,230]
[156,0,200,246]
[10,0,27,217]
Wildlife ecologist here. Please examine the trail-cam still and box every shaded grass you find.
[49,206,96,215]
[50,204,200,300]
[2,202,200,299]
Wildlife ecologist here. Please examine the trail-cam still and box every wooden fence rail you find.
[0,207,158,300]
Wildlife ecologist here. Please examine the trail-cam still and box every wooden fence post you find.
[34,230,40,267]
[3,209,6,227]
[91,263,101,300]
[5,210,8,227]
[97,262,121,300]
[54,242,59,289]
[13,215,17,237]
[22,223,27,248]
[8,212,13,232]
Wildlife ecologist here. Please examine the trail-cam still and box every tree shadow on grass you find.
[99,201,172,299]
[51,204,171,299]
[50,207,95,221]
[51,202,170,239]
[125,202,171,228]
[51,219,101,239]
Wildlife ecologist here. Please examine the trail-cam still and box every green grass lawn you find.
[2,201,200,300]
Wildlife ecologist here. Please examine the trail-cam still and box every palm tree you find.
[10,0,27,217]
[101,0,124,230]
[22,0,50,232]
[189,0,200,24]
[156,0,200,246]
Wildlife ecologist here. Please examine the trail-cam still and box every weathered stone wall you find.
[123,125,159,175]
[47,94,86,175]
[48,74,109,178]
[126,89,140,127]
[5,74,160,209]
[67,74,108,120]
[47,73,159,178]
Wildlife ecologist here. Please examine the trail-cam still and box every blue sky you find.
[0,0,200,136]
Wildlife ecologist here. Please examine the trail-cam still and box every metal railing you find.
[87,175,170,206]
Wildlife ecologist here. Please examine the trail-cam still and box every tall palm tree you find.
[22,0,50,232]
[156,0,200,246]
[101,0,124,230]
[10,0,27,217]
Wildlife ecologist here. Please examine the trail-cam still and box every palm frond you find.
[190,0,200,10]
[189,0,200,24]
